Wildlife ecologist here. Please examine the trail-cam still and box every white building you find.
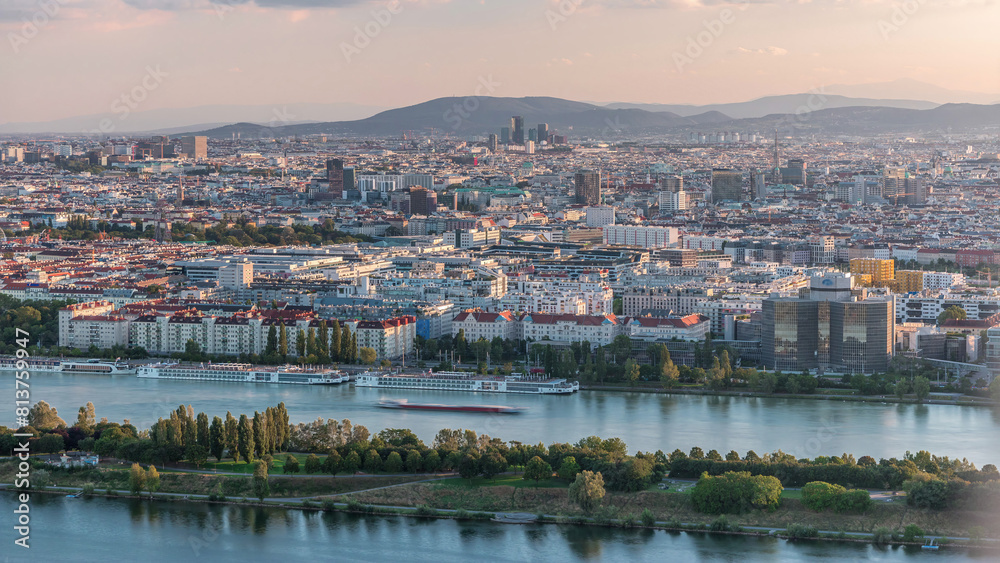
[603,225,678,248]
[585,206,616,228]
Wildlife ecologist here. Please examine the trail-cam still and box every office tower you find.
[500,127,510,144]
[882,168,906,205]
[661,175,683,192]
[180,136,207,160]
[409,187,432,216]
[528,128,537,142]
[829,298,894,374]
[574,170,601,206]
[326,159,344,195]
[751,171,766,200]
[487,133,498,153]
[762,298,819,372]
[711,169,742,203]
[343,166,357,195]
[658,190,688,214]
[512,116,524,144]
[525,140,535,154]
[905,175,926,205]
[537,123,548,143]
[785,158,806,185]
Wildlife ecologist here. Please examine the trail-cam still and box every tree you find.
[323,450,342,475]
[690,471,783,514]
[406,450,423,473]
[363,449,382,473]
[237,414,255,464]
[359,347,378,365]
[36,433,64,453]
[624,359,640,384]
[341,325,354,363]
[384,451,404,473]
[304,454,321,474]
[278,324,288,357]
[265,325,278,355]
[558,456,582,481]
[458,453,480,480]
[342,451,361,474]
[568,470,606,513]
[224,412,238,462]
[75,402,96,435]
[128,463,147,495]
[913,376,931,402]
[330,319,342,362]
[209,416,225,462]
[196,412,209,448]
[937,305,967,325]
[296,329,307,357]
[185,444,209,469]
[146,466,160,499]
[523,455,552,485]
[27,401,66,431]
[253,460,270,502]
[284,454,300,474]
[480,452,508,481]
[991,376,1000,402]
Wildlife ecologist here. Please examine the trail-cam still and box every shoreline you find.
[6,487,996,551]
[579,384,997,407]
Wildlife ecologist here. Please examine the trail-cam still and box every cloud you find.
[736,46,788,56]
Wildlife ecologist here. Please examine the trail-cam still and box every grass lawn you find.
[436,474,568,489]
[200,452,327,475]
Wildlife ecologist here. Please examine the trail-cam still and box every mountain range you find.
[180,96,1000,139]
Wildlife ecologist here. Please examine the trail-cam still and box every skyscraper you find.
[711,169,742,203]
[500,127,510,144]
[574,170,600,205]
[661,175,683,192]
[343,166,357,195]
[512,116,524,144]
[180,136,207,160]
[487,133,498,153]
[537,123,548,143]
[784,158,806,185]
[326,159,344,195]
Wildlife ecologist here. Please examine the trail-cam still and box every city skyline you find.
[2,0,999,124]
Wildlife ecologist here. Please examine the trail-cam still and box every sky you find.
[2,0,999,124]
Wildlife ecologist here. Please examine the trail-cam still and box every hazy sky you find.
[2,0,999,123]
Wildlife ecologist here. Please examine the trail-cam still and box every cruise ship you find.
[0,357,135,375]
[354,371,579,394]
[136,362,349,385]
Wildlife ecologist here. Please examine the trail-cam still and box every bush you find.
[691,471,783,514]
[454,509,471,520]
[81,483,96,496]
[902,524,924,543]
[872,527,895,545]
[710,515,734,532]
[640,508,656,527]
[321,499,336,512]
[802,481,846,511]
[300,499,315,509]
[835,489,872,513]
[346,498,364,512]
[786,524,819,539]
[621,513,637,528]
[414,505,437,517]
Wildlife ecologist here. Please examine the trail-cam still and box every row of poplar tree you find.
[262,319,359,364]
[149,402,291,464]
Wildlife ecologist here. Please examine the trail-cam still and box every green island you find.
[2,400,998,549]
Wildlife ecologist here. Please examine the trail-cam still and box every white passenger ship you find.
[0,357,135,375]
[136,362,349,385]
[354,371,579,394]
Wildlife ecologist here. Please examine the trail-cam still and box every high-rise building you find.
[343,166,357,194]
[574,170,601,206]
[661,175,683,192]
[537,123,548,143]
[487,133,498,153]
[180,136,207,160]
[408,187,436,216]
[326,159,344,195]
[784,158,806,185]
[829,298,894,374]
[850,258,894,288]
[500,127,510,144]
[711,169,742,203]
[762,298,819,372]
[882,168,906,205]
[658,190,688,214]
[751,171,767,200]
[512,116,524,144]
[528,128,537,142]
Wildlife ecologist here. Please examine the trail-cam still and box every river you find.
[10,373,1000,465]
[3,495,993,562]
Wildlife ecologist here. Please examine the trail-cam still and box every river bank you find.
[4,486,996,552]
[580,383,997,407]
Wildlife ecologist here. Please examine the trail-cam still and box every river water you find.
[2,495,991,562]
[10,373,1000,465]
